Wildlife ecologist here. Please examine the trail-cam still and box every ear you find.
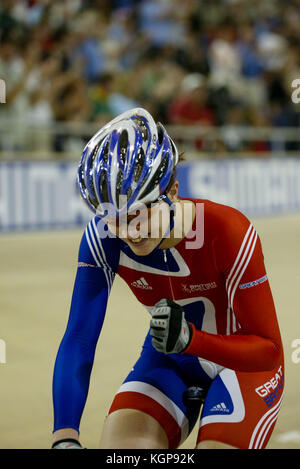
[167,181,179,202]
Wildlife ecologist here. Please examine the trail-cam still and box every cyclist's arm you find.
[52,219,117,437]
[184,209,282,372]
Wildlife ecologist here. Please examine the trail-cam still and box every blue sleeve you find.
[52,218,119,433]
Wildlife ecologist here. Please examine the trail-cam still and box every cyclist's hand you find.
[150,298,193,354]
[52,439,83,449]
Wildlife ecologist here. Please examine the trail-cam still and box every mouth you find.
[128,234,149,247]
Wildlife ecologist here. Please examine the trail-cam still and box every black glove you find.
[52,439,83,449]
[150,298,193,353]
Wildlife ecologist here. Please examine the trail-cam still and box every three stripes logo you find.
[225,223,258,334]
[226,223,258,309]
[131,277,153,290]
[210,402,230,413]
[249,394,283,449]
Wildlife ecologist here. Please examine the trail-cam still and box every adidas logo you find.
[131,277,153,290]
[210,402,230,413]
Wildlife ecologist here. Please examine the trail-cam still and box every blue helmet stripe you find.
[77,108,178,218]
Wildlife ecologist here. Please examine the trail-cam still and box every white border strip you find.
[116,380,189,445]
[200,369,245,426]
[249,394,283,449]
[85,223,113,290]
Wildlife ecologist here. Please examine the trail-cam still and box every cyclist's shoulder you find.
[191,198,251,234]
[79,216,121,272]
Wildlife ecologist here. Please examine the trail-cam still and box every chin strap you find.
[154,195,176,251]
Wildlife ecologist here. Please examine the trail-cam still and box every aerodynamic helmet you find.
[77,107,179,218]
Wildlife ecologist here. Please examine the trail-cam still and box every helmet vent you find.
[116,170,124,202]
[88,192,98,210]
[91,142,100,164]
[157,124,164,145]
[119,130,128,165]
[99,170,109,203]
[126,186,132,200]
[79,165,86,191]
[87,174,98,208]
[102,139,110,163]
[139,153,169,199]
[133,147,145,183]
[134,117,149,141]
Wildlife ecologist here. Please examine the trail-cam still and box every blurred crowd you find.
[0,0,299,155]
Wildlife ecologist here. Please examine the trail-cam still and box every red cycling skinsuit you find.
[107,198,284,449]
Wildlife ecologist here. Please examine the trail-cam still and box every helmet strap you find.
[155,195,176,251]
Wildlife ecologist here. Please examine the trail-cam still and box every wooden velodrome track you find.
[0,213,299,449]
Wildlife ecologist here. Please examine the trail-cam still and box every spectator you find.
[88,72,140,123]
[208,19,242,88]
[167,73,216,151]
[246,106,271,154]
[0,0,299,155]
[0,36,41,150]
[220,101,246,153]
[167,74,215,126]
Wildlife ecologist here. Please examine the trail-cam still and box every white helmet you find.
[77,107,179,217]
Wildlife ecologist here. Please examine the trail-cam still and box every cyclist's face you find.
[106,182,179,255]
[106,200,168,256]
